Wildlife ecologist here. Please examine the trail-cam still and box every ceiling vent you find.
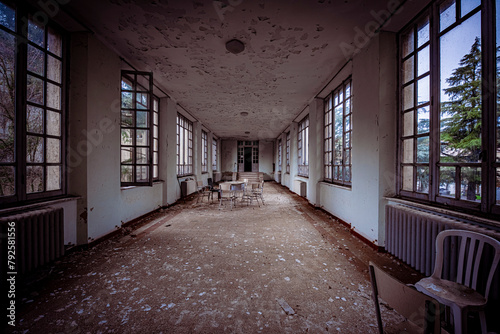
[226,39,245,54]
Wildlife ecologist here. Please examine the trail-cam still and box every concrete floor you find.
[9,182,425,333]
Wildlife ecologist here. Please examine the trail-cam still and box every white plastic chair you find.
[415,229,500,334]
[219,183,235,210]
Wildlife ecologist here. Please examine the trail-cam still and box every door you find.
[244,147,252,172]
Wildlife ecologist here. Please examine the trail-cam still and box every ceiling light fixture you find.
[240,112,249,116]
[226,39,245,54]
[245,131,250,134]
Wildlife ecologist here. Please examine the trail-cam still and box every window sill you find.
[0,195,81,216]
[386,197,500,231]
[120,180,164,191]
[320,181,352,191]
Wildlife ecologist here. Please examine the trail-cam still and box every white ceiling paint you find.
[66,0,430,139]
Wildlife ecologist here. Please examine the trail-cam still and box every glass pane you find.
[461,0,480,17]
[345,166,351,182]
[26,166,43,193]
[460,167,481,201]
[136,166,149,182]
[153,166,158,179]
[417,16,430,47]
[496,168,500,204]
[153,152,158,164]
[47,110,61,136]
[403,139,413,163]
[28,19,44,47]
[27,75,44,105]
[402,166,413,191]
[345,149,351,165]
[402,27,414,58]
[403,83,414,110]
[416,166,429,193]
[402,56,414,84]
[345,115,351,131]
[121,166,133,183]
[121,110,133,127]
[153,124,158,138]
[121,129,133,145]
[137,111,148,128]
[154,138,158,151]
[27,106,44,134]
[136,92,149,110]
[440,0,456,32]
[497,0,500,163]
[440,13,482,164]
[0,166,15,196]
[0,30,15,163]
[137,147,149,164]
[417,46,430,76]
[46,165,61,191]
[0,2,15,30]
[417,75,430,106]
[121,147,133,164]
[153,111,159,125]
[47,55,62,83]
[47,138,60,163]
[47,26,62,57]
[403,111,414,137]
[27,135,44,163]
[417,107,430,134]
[28,45,44,76]
[47,82,61,110]
[122,92,133,108]
[439,166,456,197]
[345,82,351,98]
[137,129,149,146]
[417,136,429,163]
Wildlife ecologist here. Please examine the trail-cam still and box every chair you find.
[230,183,245,206]
[369,261,441,334]
[252,180,264,205]
[219,182,235,210]
[196,180,211,203]
[207,178,219,202]
[414,229,500,334]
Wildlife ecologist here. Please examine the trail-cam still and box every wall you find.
[69,33,172,244]
[221,140,237,173]
[259,140,275,180]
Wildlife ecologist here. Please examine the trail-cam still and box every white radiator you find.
[180,179,197,197]
[0,207,64,274]
[293,180,307,197]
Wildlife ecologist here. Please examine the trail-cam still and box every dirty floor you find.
[8,182,425,333]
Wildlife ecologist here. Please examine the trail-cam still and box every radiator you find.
[180,179,197,197]
[293,180,307,197]
[0,207,64,275]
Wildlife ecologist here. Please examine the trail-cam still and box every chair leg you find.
[451,304,467,334]
[478,310,487,334]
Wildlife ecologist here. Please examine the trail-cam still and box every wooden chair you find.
[369,261,441,334]
[415,229,500,334]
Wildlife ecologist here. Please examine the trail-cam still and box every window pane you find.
[440,0,456,32]
[47,138,60,163]
[416,166,429,193]
[440,12,481,163]
[403,83,414,110]
[0,30,15,163]
[27,105,44,134]
[47,26,62,57]
[27,135,44,163]
[136,92,149,110]
[136,147,149,164]
[402,166,413,191]
[47,55,62,83]
[137,129,149,146]
[439,166,456,197]
[28,45,44,76]
[460,167,481,201]
[461,0,480,17]
[417,75,429,106]
[417,16,430,47]
[402,27,414,57]
[122,92,133,108]
[28,19,44,47]
[121,110,133,127]
[136,166,149,182]
[0,2,15,30]
[47,82,61,110]
[121,166,133,182]
[137,111,148,128]
[26,166,43,193]
[121,129,133,145]
[121,147,133,164]
[496,168,500,204]
[0,166,15,196]
[417,46,430,76]
[417,136,429,163]
[153,165,158,179]
[403,111,414,137]
[403,139,413,163]
[47,110,61,136]
[417,107,430,134]
[402,56,414,84]
[46,165,61,191]
[27,75,44,105]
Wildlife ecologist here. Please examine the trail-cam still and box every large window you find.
[0,2,66,206]
[212,137,217,171]
[278,139,282,172]
[399,0,500,217]
[201,130,208,173]
[177,114,193,176]
[120,71,154,186]
[152,97,159,181]
[324,78,352,186]
[286,132,290,173]
[298,115,309,177]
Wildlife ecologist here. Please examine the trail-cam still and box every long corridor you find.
[10,182,420,333]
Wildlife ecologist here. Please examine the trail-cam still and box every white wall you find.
[221,140,238,173]
[259,140,275,180]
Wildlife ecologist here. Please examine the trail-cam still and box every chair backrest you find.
[207,178,213,186]
[431,229,500,299]
[219,183,231,191]
[369,261,441,334]
[197,180,203,188]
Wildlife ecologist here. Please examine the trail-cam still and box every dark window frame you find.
[298,115,309,177]
[286,131,290,174]
[201,130,208,173]
[212,137,217,172]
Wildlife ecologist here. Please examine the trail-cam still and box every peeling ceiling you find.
[65,0,429,139]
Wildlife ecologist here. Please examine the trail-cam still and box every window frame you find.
[278,138,282,172]
[212,137,217,172]
[201,130,208,173]
[0,1,68,207]
[286,132,290,174]
[176,113,193,177]
[152,96,159,181]
[397,0,500,219]
[323,78,352,187]
[298,115,309,177]
[120,70,154,187]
